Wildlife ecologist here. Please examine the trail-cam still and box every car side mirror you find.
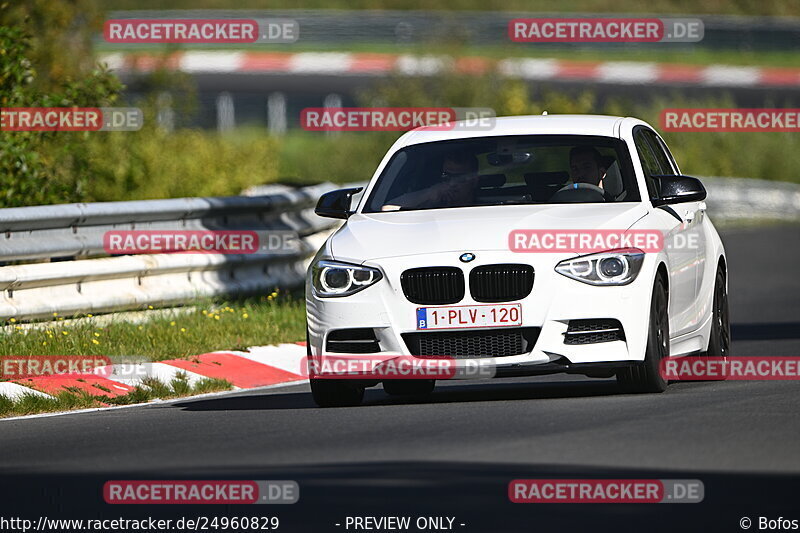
[652,175,707,206]
[315,187,363,219]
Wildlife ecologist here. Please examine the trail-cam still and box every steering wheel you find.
[557,182,604,195]
[552,182,610,203]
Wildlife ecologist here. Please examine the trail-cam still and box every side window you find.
[644,130,677,175]
[367,151,408,209]
[650,132,680,174]
[634,129,661,199]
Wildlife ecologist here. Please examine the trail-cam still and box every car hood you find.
[329,203,650,262]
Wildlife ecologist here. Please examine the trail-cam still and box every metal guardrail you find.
[702,177,800,222]
[0,183,341,321]
[1,177,797,321]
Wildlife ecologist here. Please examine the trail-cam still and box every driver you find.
[568,146,608,188]
[382,151,479,211]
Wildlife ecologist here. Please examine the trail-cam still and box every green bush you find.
[83,126,281,200]
[1,5,282,206]
[0,19,122,207]
[275,131,397,185]
[0,21,281,205]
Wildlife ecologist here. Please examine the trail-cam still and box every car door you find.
[633,127,697,337]
[646,129,708,331]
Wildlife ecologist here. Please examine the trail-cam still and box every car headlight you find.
[311,260,383,297]
[555,249,645,286]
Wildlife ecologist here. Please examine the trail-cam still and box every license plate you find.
[416,304,522,330]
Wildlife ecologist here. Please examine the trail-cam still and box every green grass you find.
[0,375,232,418]
[0,391,99,418]
[105,374,232,405]
[275,130,397,184]
[80,125,282,203]
[0,291,306,361]
[0,293,291,417]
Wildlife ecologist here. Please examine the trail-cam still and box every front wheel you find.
[705,266,730,359]
[617,277,670,393]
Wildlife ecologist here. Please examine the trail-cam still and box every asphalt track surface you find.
[1,224,799,532]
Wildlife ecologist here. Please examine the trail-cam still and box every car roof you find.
[396,114,633,149]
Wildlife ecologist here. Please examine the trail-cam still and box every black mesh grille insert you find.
[326,328,380,353]
[402,328,540,358]
[469,264,534,303]
[564,319,625,345]
[401,267,464,305]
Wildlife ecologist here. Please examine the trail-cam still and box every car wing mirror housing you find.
[315,187,363,219]
[652,175,707,206]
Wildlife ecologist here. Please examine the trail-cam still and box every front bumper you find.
[306,250,655,378]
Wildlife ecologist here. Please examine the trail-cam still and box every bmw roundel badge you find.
[460,253,476,263]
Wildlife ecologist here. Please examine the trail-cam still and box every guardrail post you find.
[216,92,235,133]
[323,93,342,137]
[157,92,175,132]
[268,92,287,135]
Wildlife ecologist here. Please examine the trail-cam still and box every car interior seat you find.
[524,171,570,202]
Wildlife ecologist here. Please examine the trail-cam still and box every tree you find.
[0,1,122,207]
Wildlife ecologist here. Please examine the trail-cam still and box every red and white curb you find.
[99,51,800,88]
[0,342,309,403]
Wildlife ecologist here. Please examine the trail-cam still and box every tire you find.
[617,276,670,393]
[311,379,365,407]
[383,379,435,396]
[705,266,731,359]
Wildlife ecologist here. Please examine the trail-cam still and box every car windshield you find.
[362,135,640,213]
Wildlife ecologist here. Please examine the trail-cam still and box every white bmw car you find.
[305,115,729,407]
